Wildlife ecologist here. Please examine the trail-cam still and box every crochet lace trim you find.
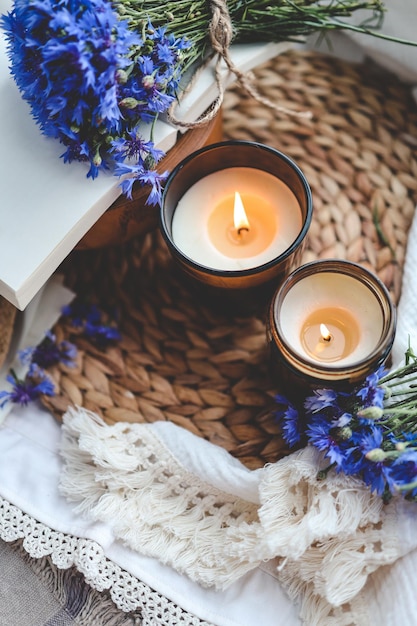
[0,496,214,626]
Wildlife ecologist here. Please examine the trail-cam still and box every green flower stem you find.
[113,0,402,74]
[317,462,336,480]
[384,372,417,395]
[384,405,417,417]
[385,391,417,406]
[380,410,417,435]
[381,364,417,386]
[323,19,417,47]
[386,388,417,403]
[396,480,417,492]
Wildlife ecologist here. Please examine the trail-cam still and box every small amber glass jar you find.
[159,141,313,307]
[267,259,396,395]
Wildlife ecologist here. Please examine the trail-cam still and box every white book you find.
[0,3,289,310]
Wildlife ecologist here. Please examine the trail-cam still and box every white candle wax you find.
[276,271,384,367]
[171,167,302,271]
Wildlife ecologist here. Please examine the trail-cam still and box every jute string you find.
[168,0,312,128]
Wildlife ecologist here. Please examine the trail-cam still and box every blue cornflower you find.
[274,395,301,448]
[112,134,162,162]
[156,41,175,65]
[136,169,168,206]
[391,450,417,497]
[84,321,121,347]
[1,0,192,204]
[63,300,121,347]
[2,0,138,173]
[19,331,77,368]
[306,415,352,468]
[359,425,384,454]
[330,412,352,428]
[304,388,340,413]
[353,426,395,496]
[388,432,417,448]
[356,367,387,408]
[114,162,168,204]
[361,462,393,497]
[62,301,101,327]
[0,366,55,409]
[273,349,417,503]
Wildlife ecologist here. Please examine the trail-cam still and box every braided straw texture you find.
[43,51,417,469]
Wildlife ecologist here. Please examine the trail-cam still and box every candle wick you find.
[237,226,249,236]
[323,334,332,343]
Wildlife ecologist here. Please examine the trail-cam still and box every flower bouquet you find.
[1,0,409,207]
[275,343,417,504]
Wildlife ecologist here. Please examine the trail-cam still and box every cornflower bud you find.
[365,448,386,462]
[116,69,128,84]
[142,75,155,89]
[382,385,392,399]
[119,97,139,109]
[333,426,352,441]
[93,152,102,167]
[357,406,384,420]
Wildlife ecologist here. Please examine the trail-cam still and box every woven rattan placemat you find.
[42,50,417,469]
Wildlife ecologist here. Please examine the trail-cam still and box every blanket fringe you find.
[60,407,264,589]
[258,447,383,559]
[59,406,407,625]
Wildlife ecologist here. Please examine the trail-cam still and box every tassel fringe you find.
[59,406,409,625]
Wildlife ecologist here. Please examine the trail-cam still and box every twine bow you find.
[168,0,312,128]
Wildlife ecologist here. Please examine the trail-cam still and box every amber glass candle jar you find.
[159,141,312,304]
[267,260,396,394]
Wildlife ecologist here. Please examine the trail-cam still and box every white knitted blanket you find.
[58,211,417,626]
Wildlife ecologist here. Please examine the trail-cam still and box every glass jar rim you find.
[159,140,313,277]
[270,259,396,379]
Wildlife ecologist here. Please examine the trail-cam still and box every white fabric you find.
[392,209,417,366]
[0,274,74,424]
[348,0,417,83]
[0,404,299,625]
[307,0,417,91]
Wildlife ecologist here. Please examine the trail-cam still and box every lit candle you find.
[267,260,396,391]
[160,141,313,293]
[209,189,273,256]
[301,308,361,363]
[171,168,302,271]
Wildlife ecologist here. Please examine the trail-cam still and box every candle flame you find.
[233,191,250,235]
[320,323,332,342]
